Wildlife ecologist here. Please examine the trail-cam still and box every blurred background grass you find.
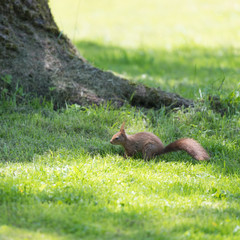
[49,0,240,48]
[49,0,240,99]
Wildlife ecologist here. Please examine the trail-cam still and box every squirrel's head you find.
[110,122,127,145]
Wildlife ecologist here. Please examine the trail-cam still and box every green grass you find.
[1,0,240,239]
[0,104,240,239]
[49,0,240,48]
[75,41,240,99]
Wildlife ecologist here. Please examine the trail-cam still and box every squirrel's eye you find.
[115,137,119,140]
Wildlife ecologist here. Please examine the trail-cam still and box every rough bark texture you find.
[0,0,193,108]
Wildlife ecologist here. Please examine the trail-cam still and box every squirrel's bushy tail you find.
[161,138,210,161]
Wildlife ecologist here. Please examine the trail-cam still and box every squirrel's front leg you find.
[123,151,134,159]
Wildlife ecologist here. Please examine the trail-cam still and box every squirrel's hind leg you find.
[142,143,158,161]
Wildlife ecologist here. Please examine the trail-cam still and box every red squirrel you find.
[110,123,210,161]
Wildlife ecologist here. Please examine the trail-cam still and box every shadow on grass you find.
[0,104,239,176]
[0,41,239,174]
[75,40,240,99]
[0,106,121,163]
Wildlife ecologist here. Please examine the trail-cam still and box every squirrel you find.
[110,123,210,161]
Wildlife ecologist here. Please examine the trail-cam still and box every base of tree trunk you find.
[0,0,193,109]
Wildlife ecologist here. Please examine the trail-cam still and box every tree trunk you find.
[0,0,193,108]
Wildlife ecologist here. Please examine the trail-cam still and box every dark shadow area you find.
[0,107,120,163]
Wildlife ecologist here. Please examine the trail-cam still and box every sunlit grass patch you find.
[49,0,240,49]
[0,142,240,239]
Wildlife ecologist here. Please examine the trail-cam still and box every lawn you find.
[0,0,240,239]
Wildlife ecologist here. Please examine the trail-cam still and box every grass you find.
[1,0,240,239]
[49,0,240,48]
[75,41,240,99]
[0,103,240,239]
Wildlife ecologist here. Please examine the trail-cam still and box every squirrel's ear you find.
[120,122,125,134]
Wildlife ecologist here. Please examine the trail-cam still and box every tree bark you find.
[0,0,193,108]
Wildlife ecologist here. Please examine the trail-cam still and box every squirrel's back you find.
[128,132,164,149]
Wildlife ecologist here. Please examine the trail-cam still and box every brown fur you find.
[110,123,210,161]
